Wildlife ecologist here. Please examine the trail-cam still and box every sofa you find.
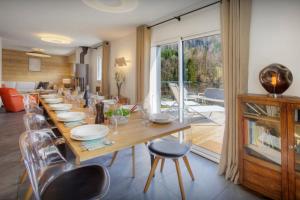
[1,81,37,92]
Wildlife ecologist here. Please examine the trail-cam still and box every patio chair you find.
[197,88,225,105]
[167,83,224,124]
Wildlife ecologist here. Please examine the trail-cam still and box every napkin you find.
[81,138,114,151]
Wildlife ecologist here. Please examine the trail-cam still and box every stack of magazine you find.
[247,120,281,165]
[245,103,280,118]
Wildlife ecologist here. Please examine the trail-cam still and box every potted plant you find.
[115,70,125,99]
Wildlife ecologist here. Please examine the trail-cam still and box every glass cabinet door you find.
[243,102,281,165]
[293,107,300,199]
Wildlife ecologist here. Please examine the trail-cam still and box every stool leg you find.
[24,186,32,200]
[174,159,186,200]
[19,170,28,184]
[108,151,119,167]
[183,156,195,181]
[132,146,135,178]
[144,157,160,192]
[160,158,165,173]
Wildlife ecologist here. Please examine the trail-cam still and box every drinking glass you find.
[109,115,118,135]
[86,99,95,124]
[139,103,150,126]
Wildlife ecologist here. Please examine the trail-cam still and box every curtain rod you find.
[147,1,221,29]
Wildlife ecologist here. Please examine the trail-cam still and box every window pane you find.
[183,34,224,155]
[160,43,179,115]
[97,56,102,81]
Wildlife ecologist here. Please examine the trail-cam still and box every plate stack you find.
[70,124,109,141]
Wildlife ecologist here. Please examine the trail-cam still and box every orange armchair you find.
[0,88,24,112]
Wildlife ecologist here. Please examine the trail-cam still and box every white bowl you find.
[150,113,176,124]
[41,94,58,99]
[44,98,63,104]
[70,124,109,141]
[57,112,85,122]
[49,104,72,111]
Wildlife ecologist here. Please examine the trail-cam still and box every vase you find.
[259,63,293,97]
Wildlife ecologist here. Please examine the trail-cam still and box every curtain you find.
[218,0,252,183]
[101,41,110,97]
[136,25,151,103]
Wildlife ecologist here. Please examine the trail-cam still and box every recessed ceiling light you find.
[26,50,51,58]
[38,34,72,44]
[82,0,138,13]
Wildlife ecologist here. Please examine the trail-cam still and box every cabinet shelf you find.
[243,114,280,123]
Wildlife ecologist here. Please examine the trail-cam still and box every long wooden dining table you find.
[40,97,191,165]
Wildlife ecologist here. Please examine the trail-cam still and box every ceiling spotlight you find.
[38,34,72,44]
[26,50,51,58]
[82,0,138,13]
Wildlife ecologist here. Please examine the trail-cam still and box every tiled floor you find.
[0,108,264,200]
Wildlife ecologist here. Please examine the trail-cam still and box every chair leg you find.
[108,151,119,167]
[183,156,195,181]
[144,157,160,193]
[160,158,165,172]
[132,146,135,178]
[19,170,28,184]
[174,159,186,200]
[24,186,32,200]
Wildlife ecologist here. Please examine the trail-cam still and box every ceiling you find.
[0,0,205,55]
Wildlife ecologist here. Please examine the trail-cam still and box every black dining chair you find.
[19,131,110,200]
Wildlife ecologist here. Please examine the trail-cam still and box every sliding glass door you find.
[182,34,224,161]
[157,34,224,162]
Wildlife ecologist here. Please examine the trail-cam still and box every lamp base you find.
[268,93,282,98]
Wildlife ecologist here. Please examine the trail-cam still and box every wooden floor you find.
[191,112,225,154]
[0,108,264,200]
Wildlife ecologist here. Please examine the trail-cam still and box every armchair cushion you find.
[0,88,24,112]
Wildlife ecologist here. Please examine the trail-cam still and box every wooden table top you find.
[40,98,191,164]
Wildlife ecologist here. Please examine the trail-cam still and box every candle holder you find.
[259,63,293,98]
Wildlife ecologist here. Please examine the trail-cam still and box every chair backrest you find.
[204,88,224,100]
[0,88,24,112]
[23,94,43,114]
[23,113,52,132]
[19,131,67,200]
[168,82,180,103]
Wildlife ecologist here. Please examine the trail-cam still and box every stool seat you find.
[148,139,190,158]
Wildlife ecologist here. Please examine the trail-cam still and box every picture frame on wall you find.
[28,57,41,72]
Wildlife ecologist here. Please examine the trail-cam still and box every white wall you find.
[109,32,137,103]
[248,0,300,96]
[0,37,2,85]
[151,3,220,45]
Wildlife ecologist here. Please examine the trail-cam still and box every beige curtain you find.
[101,41,110,97]
[136,25,151,103]
[218,0,252,183]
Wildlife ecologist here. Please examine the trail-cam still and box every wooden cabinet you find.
[238,94,300,199]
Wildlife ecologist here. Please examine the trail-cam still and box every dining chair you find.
[23,94,44,115]
[143,118,194,200]
[19,131,110,200]
[20,113,65,184]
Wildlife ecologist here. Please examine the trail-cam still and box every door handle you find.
[289,145,297,150]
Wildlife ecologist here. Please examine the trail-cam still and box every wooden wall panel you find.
[2,49,72,84]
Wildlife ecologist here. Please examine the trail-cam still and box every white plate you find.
[70,124,109,141]
[41,94,58,99]
[150,113,176,124]
[102,99,116,105]
[49,104,72,111]
[44,98,63,104]
[57,112,85,122]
